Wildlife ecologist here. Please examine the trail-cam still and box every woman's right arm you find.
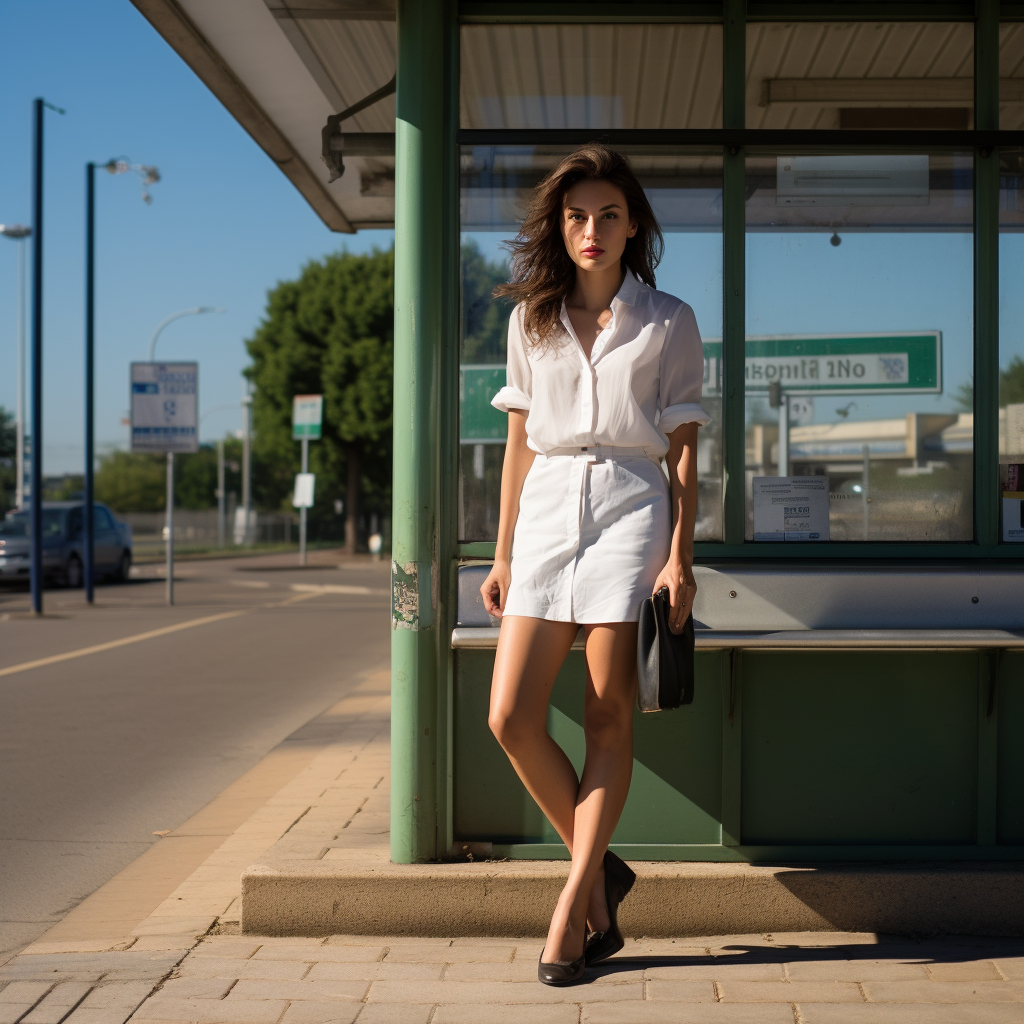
[480,410,534,617]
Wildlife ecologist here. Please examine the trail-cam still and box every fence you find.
[122,510,298,557]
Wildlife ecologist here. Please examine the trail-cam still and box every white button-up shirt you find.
[490,273,709,456]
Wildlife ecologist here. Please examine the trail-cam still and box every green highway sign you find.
[292,394,323,439]
[701,332,942,396]
[459,332,942,442]
[460,365,507,442]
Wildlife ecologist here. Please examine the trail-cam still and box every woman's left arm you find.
[652,421,700,634]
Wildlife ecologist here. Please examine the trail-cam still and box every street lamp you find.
[149,306,225,363]
[83,158,160,604]
[0,224,31,510]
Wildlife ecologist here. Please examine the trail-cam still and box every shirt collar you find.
[614,271,643,307]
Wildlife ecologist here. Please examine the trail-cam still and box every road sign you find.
[293,472,315,508]
[293,394,323,439]
[130,362,198,453]
[702,333,941,396]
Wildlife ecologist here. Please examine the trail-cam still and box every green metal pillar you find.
[974,0,999,547]
[391,0,457,863]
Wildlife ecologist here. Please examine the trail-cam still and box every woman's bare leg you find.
[543,622,637,962]
[488,616,612,944]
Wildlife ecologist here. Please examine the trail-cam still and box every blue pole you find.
[84,163,95,603]
[30,98,44,615]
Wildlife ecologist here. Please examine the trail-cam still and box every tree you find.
[461,240,514,363]
[246,248,394,553]
[0,407,15,515]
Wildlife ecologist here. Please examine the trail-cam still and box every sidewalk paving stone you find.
[0,984,52,1005]
[22,983,94,1024]
[278,1002,359,1024]
[251,949,382,965]
[862,980,1024,1002]
[154,982,233,1001]
[381,946,515,964]
[797,1003,1024,1023]
[225,979,367,1002]
[304,964,441,983]
[718,980,865,1002]
[130,998,287,1023]
[583,1002,798,1023]
[786,961,929,981]
[175,960,308,983]
[924,960,1004,981]
[349,1006,432,1024]
[430,1004,579,1024]
[0,1005,36,1024]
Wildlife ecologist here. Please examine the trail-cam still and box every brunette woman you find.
[480,145,708,985]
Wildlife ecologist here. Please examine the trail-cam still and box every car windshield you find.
[0,510,65,538]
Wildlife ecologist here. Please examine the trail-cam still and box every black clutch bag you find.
[636,586,695,713]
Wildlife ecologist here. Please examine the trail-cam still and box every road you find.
[0,548,391,961]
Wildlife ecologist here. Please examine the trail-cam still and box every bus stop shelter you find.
[132,1,1024,915]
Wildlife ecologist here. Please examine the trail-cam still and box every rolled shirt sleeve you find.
[490,304,532,413]
[658,301,710,433]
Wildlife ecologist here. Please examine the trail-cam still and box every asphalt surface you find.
[0,548,391,961]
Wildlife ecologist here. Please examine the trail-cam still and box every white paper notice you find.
[752,477,830,542]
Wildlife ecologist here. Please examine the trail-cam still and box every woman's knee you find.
[489,704,542,752]
[584,694,633,747]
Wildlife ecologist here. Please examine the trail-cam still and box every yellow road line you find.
[0,609,247,679]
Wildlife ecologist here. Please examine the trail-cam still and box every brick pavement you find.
[1,668,1021,1024]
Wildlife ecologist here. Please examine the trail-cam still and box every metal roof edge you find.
[130,0,355,233]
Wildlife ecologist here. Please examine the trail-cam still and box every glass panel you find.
[748,23,974,130]
[1000,24,1024,129]
[460,24,722,129]
[459,145,724,543]
[744,150,974,542]
[999,149,1024,542]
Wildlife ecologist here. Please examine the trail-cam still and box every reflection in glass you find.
[1001,25,1024,129]
[998,150,1024,541]
[460,24,722,129]
[747,22,973,130]
[459,146,724,543]
[744,150,974,542]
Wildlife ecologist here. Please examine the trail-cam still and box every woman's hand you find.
[480,559,512,618]
[652,558,696,634]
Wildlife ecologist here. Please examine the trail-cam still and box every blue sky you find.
[0,0,393,473]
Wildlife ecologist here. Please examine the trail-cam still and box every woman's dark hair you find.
[494,144,663,344]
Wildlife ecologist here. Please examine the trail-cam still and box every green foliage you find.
[0,406,15,514]
[1002,355,1024,406]
[956,356,1024,411]
[461,240,514,363]
[245,247,395,539]
[95,442,247,513]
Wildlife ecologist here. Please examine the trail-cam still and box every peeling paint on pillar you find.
[392,560,419,629]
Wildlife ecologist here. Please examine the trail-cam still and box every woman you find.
[480,145,708,985]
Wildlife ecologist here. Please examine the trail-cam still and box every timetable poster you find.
[752,477,830,542]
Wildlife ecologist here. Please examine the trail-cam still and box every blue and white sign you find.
[131,362,199,453]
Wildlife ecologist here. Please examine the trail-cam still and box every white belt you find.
[544,445,662,462]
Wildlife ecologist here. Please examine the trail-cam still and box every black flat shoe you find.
[537,949,585,985]
[584,850,637,966]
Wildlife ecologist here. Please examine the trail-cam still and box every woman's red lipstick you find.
[581,246,604,257]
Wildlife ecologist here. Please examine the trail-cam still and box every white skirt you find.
[504,449,671,624]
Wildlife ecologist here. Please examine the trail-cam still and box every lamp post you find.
[148,306,224,605]
[84,158,159,603]
[0,224,31,509]
[28,98,65,616]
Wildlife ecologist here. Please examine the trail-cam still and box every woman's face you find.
[560,179,638,275]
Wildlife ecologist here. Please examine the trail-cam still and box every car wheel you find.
[65,555,83,589]
[115,550,132,582]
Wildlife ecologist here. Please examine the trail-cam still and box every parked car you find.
[0,501,132,587]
